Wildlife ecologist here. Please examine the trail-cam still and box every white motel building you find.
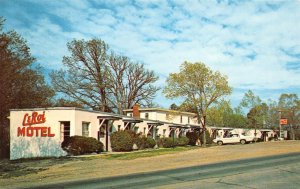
[10,105,202,160]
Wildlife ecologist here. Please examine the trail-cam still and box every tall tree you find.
[278,93,300,140]
[0,17,54,158]
[207,100,247,128]
[240,90,265,129]
[107,54,159,113]
[264,99,278,128]
[240,90,262,109]
[206,99,232,127]
[246,103,268,130]
[51,39,159,114]
[163,62,232,146]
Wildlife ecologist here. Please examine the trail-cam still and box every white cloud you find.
[1,0,300,107]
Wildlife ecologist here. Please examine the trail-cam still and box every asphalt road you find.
[31,152,300,189]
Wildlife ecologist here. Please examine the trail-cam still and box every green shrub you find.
[135,136,147,150]
[110,130,134,152]
[61,136,103,155]
[159,137,177,148]
[135,136,156,149]
[186,131,199,146]
[146,137,156,148]
[176,137,189,146]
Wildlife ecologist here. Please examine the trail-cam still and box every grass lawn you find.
[99,146,200,160]
[0,146,202,178]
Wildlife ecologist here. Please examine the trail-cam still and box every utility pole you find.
[278,110,282,139]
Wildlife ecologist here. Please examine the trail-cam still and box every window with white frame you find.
[82,122,90,137]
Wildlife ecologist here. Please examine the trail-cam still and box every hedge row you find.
[62,131,193,155]
[111,130,191,151]
[159,137,189,148]
[110,130,156,152]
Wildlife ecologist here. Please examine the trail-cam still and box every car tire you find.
[217,141,223,145]
[240,139,246,144]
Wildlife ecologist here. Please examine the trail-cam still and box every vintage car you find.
[213,134,255,145]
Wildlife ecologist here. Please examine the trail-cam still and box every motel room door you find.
[98,120,112,152]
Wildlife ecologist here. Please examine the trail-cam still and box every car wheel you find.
[240,139,246,144]
[217,141,223,145]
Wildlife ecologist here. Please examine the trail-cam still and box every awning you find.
[147,122,164,126]
[122,118,143,123]
[122,118,143,129]
[97,115,122,128]
[169,124,190,129]
[97,115,123,120]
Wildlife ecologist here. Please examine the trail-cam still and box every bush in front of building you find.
[110,130,134,152]
[61,136,104,155]
[135,136,147,149]
[136,136,156,150]
[159,137,177,148]
[130,135,157,150]
[186,131,199,146]
[176,137,189,146]
[146,137,156,148]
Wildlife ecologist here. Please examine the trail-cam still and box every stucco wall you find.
[10,108,201,159]
[10,109,75,160]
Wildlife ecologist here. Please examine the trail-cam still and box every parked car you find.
[213,134,255,145]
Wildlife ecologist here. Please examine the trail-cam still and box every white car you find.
[213,134,255,145]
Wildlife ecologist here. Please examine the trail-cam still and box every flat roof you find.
[97,115,122,120]
[122,118,143,123]
[169,124,190,129]
[123,108,196,116]
[10,107,193,126]
[147,122,164,126]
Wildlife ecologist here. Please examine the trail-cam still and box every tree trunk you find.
[202,115,206,147]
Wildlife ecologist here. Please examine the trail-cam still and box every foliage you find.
[50,39,159,114]
[159,137,190,148]
[240,90,262,109]
[61,136,104,155]
[246,103,268,129]
[146,137,157,148]
[134,136,156,149]
[159,137,177,148]
[0,17,54,158]
[110,130,134,152]
[206,99,247,128]
[134,136,147,149]
[186,131,199,146]
[176,137,189,146]
[163,62,232,146]
[169,103,179,110]
[278,94,300,140]
[239,90,268,129]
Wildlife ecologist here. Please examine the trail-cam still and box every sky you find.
[1,0,300,109]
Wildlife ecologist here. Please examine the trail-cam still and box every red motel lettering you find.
[17,112,55,137]
[22,111,46,126]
